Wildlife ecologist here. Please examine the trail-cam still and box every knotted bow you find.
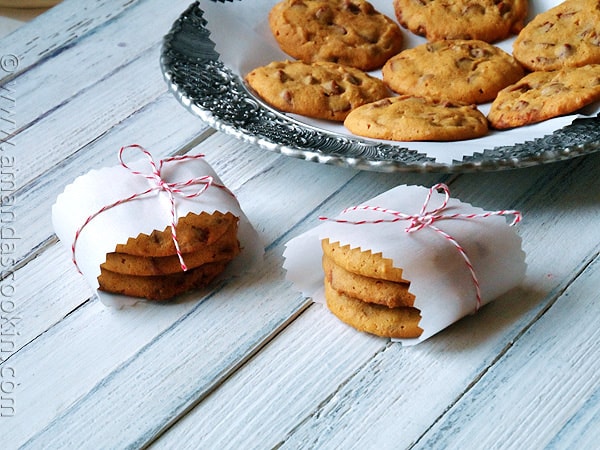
[320,183,522,310]
[72,144,233,273]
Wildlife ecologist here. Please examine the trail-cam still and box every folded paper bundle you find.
[52,145,263,306]
[283,184,527,345]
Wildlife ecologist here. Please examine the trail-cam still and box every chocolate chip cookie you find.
[393,0,528,43]
[245,60,390,121]
[382,39,525,104]
[269,0,404,71]
[513,0,600,71]
[488,64,600,129]
[344,95,489,141]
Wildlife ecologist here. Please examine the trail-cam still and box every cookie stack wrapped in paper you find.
[52,145,263,307]
[283,184,527,345]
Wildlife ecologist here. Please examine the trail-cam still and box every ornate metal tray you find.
[160,0,600,173]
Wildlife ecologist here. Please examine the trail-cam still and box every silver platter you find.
[160,1,600,173]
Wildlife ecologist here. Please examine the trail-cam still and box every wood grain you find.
[153,153,600,448]
[3,0,600,448]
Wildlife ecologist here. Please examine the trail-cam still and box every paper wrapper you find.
[52,152,263,307]
[283,185,527,345]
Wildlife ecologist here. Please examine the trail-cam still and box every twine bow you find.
[71,144,233,273]
[319,183,521,310]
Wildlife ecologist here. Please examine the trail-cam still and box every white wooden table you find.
[2,1,600,448]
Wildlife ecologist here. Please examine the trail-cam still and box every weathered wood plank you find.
[5,243,93,358]
[150,303,387,449]
[15,44,166,190]
[0,0,149,82]
[150,153,600,448]
[546,333,600,449]
[12,92,210,263]
[414,254,600,450]
[2,0,192,131]
[5,145,361,447]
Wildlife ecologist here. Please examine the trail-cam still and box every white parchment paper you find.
[283,185,527,345]
[52,153,264,307]
[199,0,599,165]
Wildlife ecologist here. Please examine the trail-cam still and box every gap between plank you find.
[139,298,314,449]
[408,249,600,449]
[3,131,218,358]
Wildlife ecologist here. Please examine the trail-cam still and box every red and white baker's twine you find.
[319,183,522,310]
[71,144,234,273]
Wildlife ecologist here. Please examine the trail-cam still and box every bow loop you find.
[119,144,219,199]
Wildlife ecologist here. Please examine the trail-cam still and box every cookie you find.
[322,239,408,283]
[324,278,422,338]
[488,64,600,130]
[513,0,600,72]
[98,261,229,301]
[101,222,239,276]
[382,40,525,105]
[245,60,389,121]
[100,211,240,299]
[323,254,415,308]
[393,0,528,43]
[344,95,489,142]
[269,0,404,71]
[115,211,238,257]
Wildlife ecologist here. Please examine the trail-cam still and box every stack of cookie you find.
[283,184,527,344]
[321,238,422,339]
[53,147,264,307]
[97,211,240,301]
